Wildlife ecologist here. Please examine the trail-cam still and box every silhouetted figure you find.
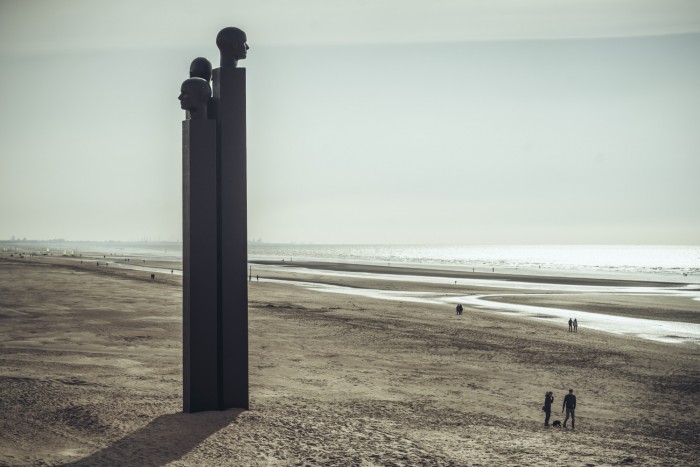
[573,318,578,332]
[151,273,155,280]
[568,318,573,332]
[179,78,211,119]
[562,389,576,429]
[456,304,463,315]
[543,391,554,426]
[96,262,99,266]
[216,27,249,68]
[256,275,259,281]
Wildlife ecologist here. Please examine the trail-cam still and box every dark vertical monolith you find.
[180,28,249,413]
[182,117,218,412]
[213,65,248,411]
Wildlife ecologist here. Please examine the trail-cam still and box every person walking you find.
[568,318,573,332]
[573,318,578,332]
[543,391,554,427]
[562,389,576,429]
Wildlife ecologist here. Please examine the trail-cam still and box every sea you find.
[248,243,700,283]
[2,241,699,283]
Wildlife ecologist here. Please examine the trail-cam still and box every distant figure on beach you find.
[256,275,259,281]
[543,391,554,426]
[568,318,573,332]
[562,389,576,429]
[573,318,578,332]
[151,274,155,280]
[96,262,99,266]
[456,304,463,315]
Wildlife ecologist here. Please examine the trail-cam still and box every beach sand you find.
[1,255,699,466]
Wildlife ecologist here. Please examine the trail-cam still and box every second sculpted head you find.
[189,57,212,82]
[216,27,249,68]
[179,78,211,119]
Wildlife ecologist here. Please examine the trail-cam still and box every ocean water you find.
[250,244,700,282]
[3,241,699,282]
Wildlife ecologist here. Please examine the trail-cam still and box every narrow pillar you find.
[182,117,218,413]
[213,62,248,411]
[180,76,218,413]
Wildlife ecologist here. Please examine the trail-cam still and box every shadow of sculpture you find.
[65,409,242,466]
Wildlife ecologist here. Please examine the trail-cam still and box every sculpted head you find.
[178,78,211,119]
[216,27,249,67]
[189,57,212,82]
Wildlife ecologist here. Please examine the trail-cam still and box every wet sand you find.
[1,255,699,466]
[251,259,689,287]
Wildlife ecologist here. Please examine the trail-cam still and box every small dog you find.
[552,420,562,428]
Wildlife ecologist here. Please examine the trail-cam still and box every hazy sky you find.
[1,0,699,244]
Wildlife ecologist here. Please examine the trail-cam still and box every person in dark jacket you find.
[562,389,576,429]
[543,391,554,426]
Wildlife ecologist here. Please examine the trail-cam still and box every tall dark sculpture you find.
[214,26,249,411]
[181,76,217,412]
[181,28,249,413]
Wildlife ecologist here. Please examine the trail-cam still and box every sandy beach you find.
[1,254,699,466]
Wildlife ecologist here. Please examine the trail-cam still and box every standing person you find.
[562,389,576,429]
[543,391,554,427]
[573,318,578,332]
[455,304,463,315]
[568,318,573,332]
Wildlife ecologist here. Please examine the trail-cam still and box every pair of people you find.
[543,389,576,429]
[455,304,463,315]
[568,318,578,332]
